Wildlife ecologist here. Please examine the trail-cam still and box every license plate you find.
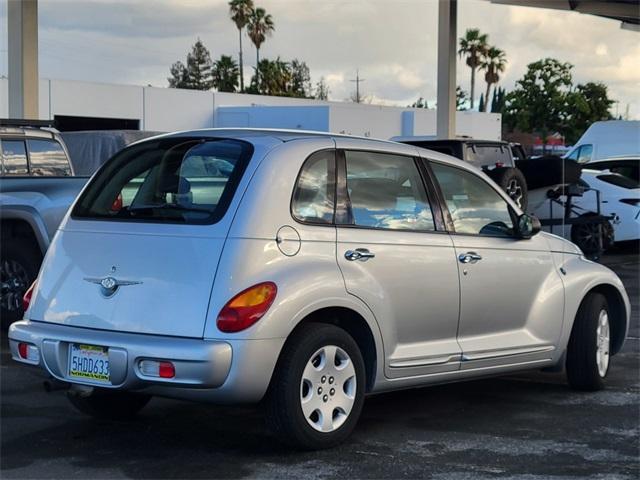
[68,344,110,383]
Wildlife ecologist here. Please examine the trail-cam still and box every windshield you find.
[72,137,253,224]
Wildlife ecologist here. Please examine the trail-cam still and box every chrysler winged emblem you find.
[84,274,142,297]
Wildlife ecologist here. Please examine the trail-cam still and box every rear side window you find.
[344,150,435,231]
[1,140,29,175]
[73,138,252,224]
[27,139,71,176]
[291,150,336,224]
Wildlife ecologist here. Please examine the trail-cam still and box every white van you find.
[565,120,640,163]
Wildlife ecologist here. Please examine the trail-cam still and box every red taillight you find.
[22,281,36,311]
[159,361,175,378]
[18,342,28,359]
[110,193,123,212]
[495,162,505,168]
[216,282,277,333]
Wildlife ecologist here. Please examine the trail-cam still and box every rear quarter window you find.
[27,139,71,176]
[1,139,29,175]
[72,137,253,224]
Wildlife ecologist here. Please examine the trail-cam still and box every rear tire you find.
[1,241,41,329]
[67,389,151,420]
[571,213,615,255]
[566,293,610,391]
[264,323,366,450]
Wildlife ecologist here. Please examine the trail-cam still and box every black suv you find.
[396,138,529,210]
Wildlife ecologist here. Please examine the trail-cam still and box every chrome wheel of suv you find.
[0,259,30,312]
[300,345,357,433]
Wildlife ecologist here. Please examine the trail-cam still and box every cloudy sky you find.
[1,0,638,118]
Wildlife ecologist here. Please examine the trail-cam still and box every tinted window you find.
[432,162,514,237]
[344,151,435,231]
[27,139,71,176]
[467,145,512,168]
[2,140,29,175]
[73,138,252,224]
[292,150,335,224]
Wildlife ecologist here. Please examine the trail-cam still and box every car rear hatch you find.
[28,136,255,338]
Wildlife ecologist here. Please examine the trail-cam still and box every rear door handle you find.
[458,252,482,264]
[345,248,375,262]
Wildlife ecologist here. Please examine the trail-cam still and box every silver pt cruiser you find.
[9,129,630,449]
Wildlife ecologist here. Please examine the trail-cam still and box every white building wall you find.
[144,87,214,131]
[0,78,501,140]
[328,103,404,139]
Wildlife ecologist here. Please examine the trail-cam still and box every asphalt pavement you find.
[1,246,638,479]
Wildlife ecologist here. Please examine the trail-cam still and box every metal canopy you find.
[489,0,640,30]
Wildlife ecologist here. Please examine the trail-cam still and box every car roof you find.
[135,128,481,174]
[588,156,639,163]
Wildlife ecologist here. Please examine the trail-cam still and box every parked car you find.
[564,120,640,163]
[9,129,629,450]
[391,137,529,210]
[0,124,89,326]
[572,169,640,243]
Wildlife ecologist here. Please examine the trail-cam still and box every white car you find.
[574,169,640,242]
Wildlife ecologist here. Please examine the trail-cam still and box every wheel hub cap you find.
[596,309,610,378]
[300,345,356,433]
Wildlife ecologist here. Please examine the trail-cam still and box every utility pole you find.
[350,69,365,103]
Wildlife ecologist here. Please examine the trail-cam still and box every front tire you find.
[265,323,366,450]
[566,293,610,391]
[67,389,151,420]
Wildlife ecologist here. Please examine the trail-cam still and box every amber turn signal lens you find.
[217,282,277,333]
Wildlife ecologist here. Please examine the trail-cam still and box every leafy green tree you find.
[315,77,330,100]
[290,59,311,97]
[410,97,429,109]
[565,82,614,143]
[213,55,240,92]
[456,86,468,110]
[458,28,488,110]
[168,39,214,90]
[168,61,189,88]
[247,7,275,83]
[505,58,573,142]
[491,86,507,113]
[480,46,507,112]
[250,57,291,96]
[228,0,254,92]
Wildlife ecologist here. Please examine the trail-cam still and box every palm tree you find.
[247,7,275,85]
[228,0,254,92]
[213,55,240,92]
[458,28,488,110]
[480,47,507,112]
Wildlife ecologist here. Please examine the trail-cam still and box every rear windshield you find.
[72,137,253,224]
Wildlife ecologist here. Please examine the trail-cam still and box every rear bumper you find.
[8,320,284,404]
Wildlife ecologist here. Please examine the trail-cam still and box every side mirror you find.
[516,213,541,239]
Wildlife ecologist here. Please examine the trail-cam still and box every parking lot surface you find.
[1,248,638,479]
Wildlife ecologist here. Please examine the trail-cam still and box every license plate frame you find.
[68,343,111,384]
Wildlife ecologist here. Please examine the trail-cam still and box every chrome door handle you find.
[458,252,482,264]
[345,248,375,262]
